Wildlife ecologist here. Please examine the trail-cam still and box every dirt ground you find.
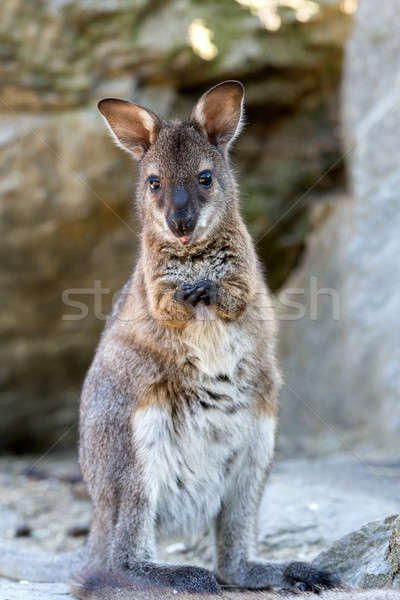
[0,454,399,600]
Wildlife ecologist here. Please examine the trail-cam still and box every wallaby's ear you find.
[97,98,162,160]
[190,80,244,154]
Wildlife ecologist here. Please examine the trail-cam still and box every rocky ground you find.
[0,454,399,599]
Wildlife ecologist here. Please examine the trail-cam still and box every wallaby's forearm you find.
[215,276,252,320]
[149,281,193,326]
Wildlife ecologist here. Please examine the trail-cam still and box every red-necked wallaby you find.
[0,81,340,597]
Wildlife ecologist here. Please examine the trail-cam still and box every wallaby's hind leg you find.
[81,385,220,594]
[215,416,340,592]
[106,474,220,594]
[109,481,157,569]
[85,504,117,571]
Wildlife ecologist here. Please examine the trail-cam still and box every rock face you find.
[0,0,352,452]
[315,515,400,588]
[278,0,400,458]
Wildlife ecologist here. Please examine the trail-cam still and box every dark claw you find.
[173,282,197,304]
[285,562,341,593]
[195,279,218,306]
[185,286,206,306]
[294,581,308,592]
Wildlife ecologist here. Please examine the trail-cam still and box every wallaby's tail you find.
[0,543,85,583]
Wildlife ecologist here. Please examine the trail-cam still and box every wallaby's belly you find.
[133,392,257,535]
[132,314,265,535]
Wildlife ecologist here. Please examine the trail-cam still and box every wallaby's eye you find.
[198,170,213,188]
[148,175,161,192]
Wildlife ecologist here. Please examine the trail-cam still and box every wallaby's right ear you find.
[190,81,244,154]
[97,98,162,160]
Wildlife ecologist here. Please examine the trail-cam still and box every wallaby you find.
[0,81,340,597]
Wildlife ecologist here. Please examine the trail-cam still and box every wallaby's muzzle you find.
[167,184,198,244]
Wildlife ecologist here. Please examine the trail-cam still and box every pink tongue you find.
[180,236,189,244]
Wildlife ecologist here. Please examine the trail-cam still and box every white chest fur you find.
[182,306,252,378]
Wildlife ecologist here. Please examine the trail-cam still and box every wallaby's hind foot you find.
[142,564,220,593]
[284,561,342,593]
[72,565,221,599]
[217,560,340,593]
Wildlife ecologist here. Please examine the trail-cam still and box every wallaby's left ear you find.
[190,80,244,154]
[98,98,162,160]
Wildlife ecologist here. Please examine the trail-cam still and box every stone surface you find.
[277,0,400,459]
[0,580,70,600]
[315,515,400,589]
[0,0,352,452]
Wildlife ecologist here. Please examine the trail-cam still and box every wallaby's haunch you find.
[0,82,340,597]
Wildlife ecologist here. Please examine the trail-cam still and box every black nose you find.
[171,210,193,235]
[172,185,189,210]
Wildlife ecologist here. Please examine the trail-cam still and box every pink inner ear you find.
[191,82,243,148]
[98,98,161,159]
[204,98,238,146]
[121,114,152,150]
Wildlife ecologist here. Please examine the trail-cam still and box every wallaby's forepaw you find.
[174,280,217,307]
[284,561,342,593]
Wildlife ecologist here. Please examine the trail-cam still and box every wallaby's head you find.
[98,81,244,247]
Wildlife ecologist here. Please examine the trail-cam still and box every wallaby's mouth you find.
[166,212,198,245]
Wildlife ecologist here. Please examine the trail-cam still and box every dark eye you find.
[198,170,213,188]
[148,175,161,191]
